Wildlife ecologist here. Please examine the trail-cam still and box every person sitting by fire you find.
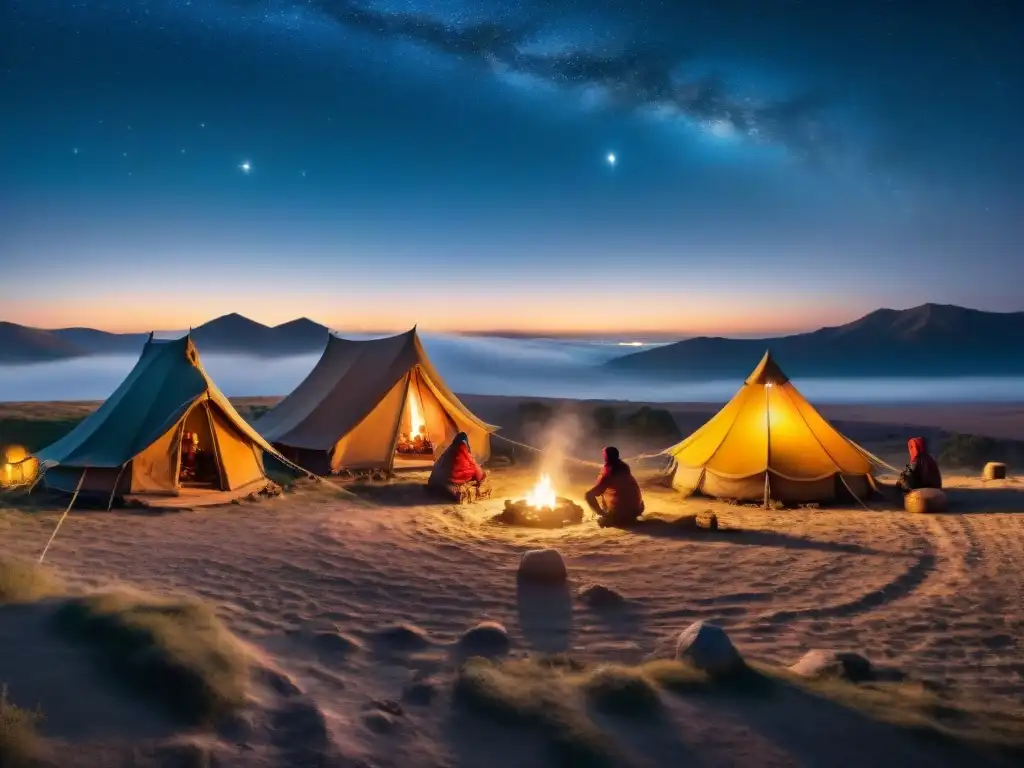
[896,436,943,494]
[427,432,488,500]
[585,446,645,527]
[412,425,433,455]
[179,431,199,482]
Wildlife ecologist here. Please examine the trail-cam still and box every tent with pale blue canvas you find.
[36,334,290,507]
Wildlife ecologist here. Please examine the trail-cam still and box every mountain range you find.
[606,304,1024,378]
[3,304,1024,378]
[0,314,332,362]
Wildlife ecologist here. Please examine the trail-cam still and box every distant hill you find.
[0,314,332,362]
[0,322,83,362]
[189,314,330,355]
[606,304,1024,379]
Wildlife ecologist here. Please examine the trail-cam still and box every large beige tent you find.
[37,335,288,506]
[255,328,498,474]
[665,351,878,504]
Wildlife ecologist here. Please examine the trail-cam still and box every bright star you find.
[72,147,78,154]
[239,161,251,174]
[606,152,616,166]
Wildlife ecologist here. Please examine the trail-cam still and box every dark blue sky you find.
[1,0,1021,334]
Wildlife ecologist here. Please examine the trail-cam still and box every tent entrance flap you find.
[179,402,223,489]
[395,369,457,460]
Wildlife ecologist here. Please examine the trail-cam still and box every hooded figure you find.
[585,446,645,527]
[427,432,487,498]
[897,437,942,493]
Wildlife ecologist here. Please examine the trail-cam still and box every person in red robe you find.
[427,432,487,500]
[585,446,645,527]
[897,436,943,493]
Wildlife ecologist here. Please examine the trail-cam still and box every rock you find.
[313,629,362,654]
[578,583,626,608]
[517,548,567,584]
[375,623,434,650]
[983,462,1007,480]
[674,621,744,676]
[366,698,404,716]
[458,621,511,657]
[904,488,948,514]
[362,710,395,733]
[789,650,875,683]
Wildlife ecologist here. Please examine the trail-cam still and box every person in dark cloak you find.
[585,446,645,527]
[427,432,488,500]
[896,436,943,493]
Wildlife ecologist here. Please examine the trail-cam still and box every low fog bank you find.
[1,332,1023,404]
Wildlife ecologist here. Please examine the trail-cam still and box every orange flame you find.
[525,473,557,509]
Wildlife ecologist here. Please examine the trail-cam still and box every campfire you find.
[396,389,434,455]
[499,473,584,528]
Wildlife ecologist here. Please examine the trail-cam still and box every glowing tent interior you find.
[254,327,498,474]
[664,351,880,504]
[35,335,289,507]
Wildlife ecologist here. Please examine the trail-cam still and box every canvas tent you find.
[255,328,498,474]
[664,351,878,504]
[36,335,287,506]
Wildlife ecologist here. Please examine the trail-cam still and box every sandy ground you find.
[1,396,1023,766]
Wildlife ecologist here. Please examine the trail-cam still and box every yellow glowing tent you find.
[665,351,878,504]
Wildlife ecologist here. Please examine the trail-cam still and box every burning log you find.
[498,474,585,528]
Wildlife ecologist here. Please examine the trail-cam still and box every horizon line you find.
[5,300,1019,339]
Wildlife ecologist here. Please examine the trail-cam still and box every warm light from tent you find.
[525,473,557,509]
[408,389,426,436]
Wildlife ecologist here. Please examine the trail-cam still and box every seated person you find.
[427,432,488,500]
[897,436,943,493]
[585,446,645,527]
[179,431,199,481]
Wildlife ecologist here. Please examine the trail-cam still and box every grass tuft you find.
[579,664,662,717]
[0,684,44,767]
[52,589,250,725]
[0,558,61,604]
[454,658,619,767]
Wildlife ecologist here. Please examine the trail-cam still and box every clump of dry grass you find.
[0,558,61,604]
[53,589,250,725]
[776,670,1024,757]
[0,684,44,767]
[578,664,661,717]
[454,658,619,767]
[456,656,1024,763]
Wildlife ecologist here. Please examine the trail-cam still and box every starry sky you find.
[1,0,1022,335]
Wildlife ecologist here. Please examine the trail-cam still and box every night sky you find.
[2,1,1022,335]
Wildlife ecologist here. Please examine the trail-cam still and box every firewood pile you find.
[497,497,585,528]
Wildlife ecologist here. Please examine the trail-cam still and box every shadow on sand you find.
[943,484,1024,514]
[516,583,574,654]
[626,517,882,555]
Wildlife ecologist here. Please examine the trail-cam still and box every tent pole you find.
[386,373,412,477]
[763,384,772,510]
[107,462,128,511]
[204,400,227,490]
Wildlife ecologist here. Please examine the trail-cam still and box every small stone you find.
[458,621,511,657]
[789,650,875,683]
[517,548,567,584]
[578,583,626,608]
[362,710,394,733]
[674,621,744,677]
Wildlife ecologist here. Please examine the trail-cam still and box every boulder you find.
[458,621,511,657]
[904,488,947,514]
[983,462,1007,480]
[578,583,626,608]
[674,621,744,676]
[517,549,567,584]
[788,650,875,683]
